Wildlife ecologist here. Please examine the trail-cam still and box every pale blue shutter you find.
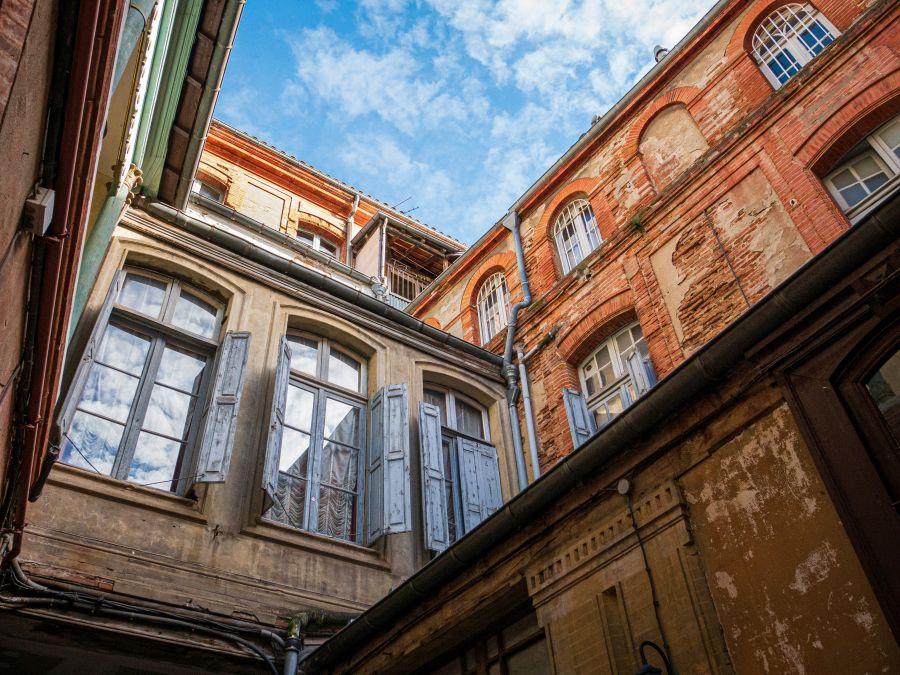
[563,387,596,449]
[419,402,449,552]
[56,270,125,437]
[457,437,502,534]
[195,332,251,482]
[367,384,411,543]
[262,336,292,511]
[626,351,654,396]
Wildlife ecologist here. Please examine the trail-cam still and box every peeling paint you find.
[789,541,837,594]
[715,571,738,599]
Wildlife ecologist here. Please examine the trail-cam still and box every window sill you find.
[46,463,207,523]
[244,518,391,570]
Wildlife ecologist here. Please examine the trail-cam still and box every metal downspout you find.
[516,326,560,481]
[345,192,359,266]
[501,210,531,492]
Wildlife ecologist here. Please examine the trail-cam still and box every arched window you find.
[296,229,339,258]
[476,272,510,344]
[751,3,838,88]
[553,199,602,274]
[824,114,900,224]
[58,269,231,493]
[264,333,367,542]
[578,322,656,428]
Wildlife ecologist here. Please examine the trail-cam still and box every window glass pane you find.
[319,443,358,491]
[424,388,448,425]
[442,437,458,544]
[171,290,218,338]
[156,346,206,393]
[79,364,141,423]
[287,335,318,376]
[866,349,900,441]
[320,240,338,258]
[279,427,311,478]
[317,484,357,541]
[267,473,307,529]
[142,385,193,439]
[296,230,315,245]
[60,412,123,474]
[502,614,539,646]
[323,398,360,446]
[98,324,151,375]
[837,182,869,208]
[877,119,900,159]
[285,384,315,433]
[505,638,551,675]
[127,432,181,488]
[119,274,166,317]
[830,167,858,190]
[455,399,484,439]
[328,349,361,391]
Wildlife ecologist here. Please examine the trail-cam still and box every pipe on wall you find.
[516,326,559,482]
[345,192,359,266]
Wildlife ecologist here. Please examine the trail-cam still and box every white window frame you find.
[578,322,655,428]
[263,332,368,543]
[825,115,900,224]
[552,198,602,275]
[296,229,339,259]
[750,3,839,89]
[476,273,511,345]
[58,268,224,494]
[191,179,224,203]
[423,385,491,545]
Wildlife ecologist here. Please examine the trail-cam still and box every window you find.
[57,270,251,494]
[296,229,339,258]
[191,179,224,203]
[553,198,602,274]
[419,386,501,551]
[578,322,656,428]
[751,4,838,88]
[476,273,510,345]
[825,115,900,223]
[430,612,551,675]
[263,333,367,542]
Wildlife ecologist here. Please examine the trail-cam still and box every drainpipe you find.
[345,192,359,266]
[515,325,560,481]
[501,210,531,492]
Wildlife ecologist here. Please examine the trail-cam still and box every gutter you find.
[298,196,900,673]
[146,202,504,368]
[188,193,373,285]
[172,0,244,210]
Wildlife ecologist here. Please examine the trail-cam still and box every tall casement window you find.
[58,269,250,494]
[262,336,412,545]
[751,4,838,88]
[419,386,501,552]
[476,272,511,344]
[825,115,900,224]
[296,229,339,259]
[553,198,602,274]
[262,334,367,542]
[563,322,656,448]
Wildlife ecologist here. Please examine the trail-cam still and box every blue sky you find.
[215,0,715,244]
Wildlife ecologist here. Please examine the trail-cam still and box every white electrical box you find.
[22,187,55,236]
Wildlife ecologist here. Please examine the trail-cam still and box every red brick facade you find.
[412,0,899,472]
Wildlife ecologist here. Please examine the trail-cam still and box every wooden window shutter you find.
[56,270,126,439]
[367,384,411,543]
[194,331,252,483]
[419,402,449,552]
[626,352,655,396]
[457,437,502,534]
[262,336,292,512]
[563,387,596,449]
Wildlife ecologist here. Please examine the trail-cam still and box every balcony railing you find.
[385,263,430,312]
[385,292,410,310]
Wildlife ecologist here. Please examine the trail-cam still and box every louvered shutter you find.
[367,384,411,543]
[419,402,449,552]
[194,332,251,483]
[262,336,292,511]
[56,270,125,438]
[626,351,655,396]
[563,387,596,449]
[457,437,502,534]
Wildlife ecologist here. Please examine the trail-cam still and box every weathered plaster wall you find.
[0,0,56,491]
[639,105,709,189]
[682,404,897,674]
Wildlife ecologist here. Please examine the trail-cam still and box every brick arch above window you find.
[195,167,230,199]
[423,316,442,329]
[623,86,702,160]
[797,77,900,174]
[459,251,517,346]
[556,290,636,365]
